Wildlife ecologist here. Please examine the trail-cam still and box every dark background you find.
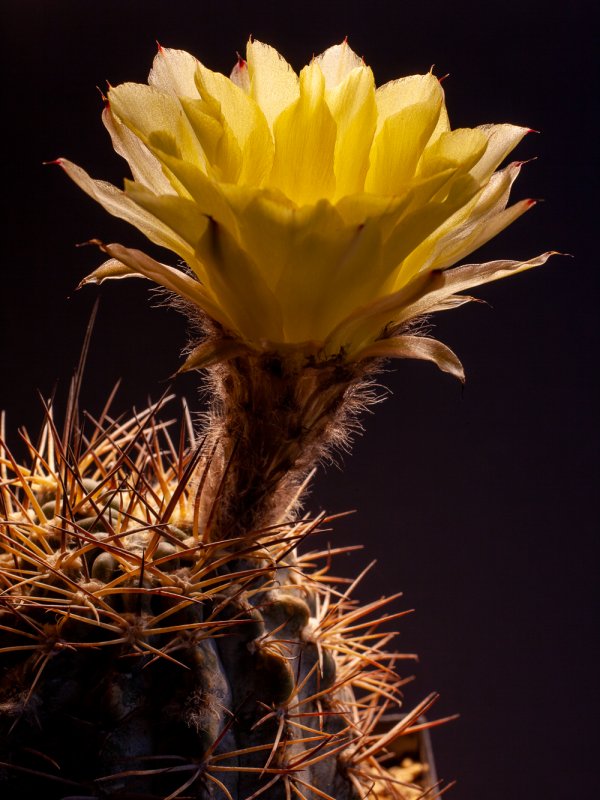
[2,1,597,798]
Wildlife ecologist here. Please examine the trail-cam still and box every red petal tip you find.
[525,198,537,207]
[235,51,247,69]
[156,40,164,53]
[43,158,63,167]
[527,127,540,134]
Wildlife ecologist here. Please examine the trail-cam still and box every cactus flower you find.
[61,40,551,379]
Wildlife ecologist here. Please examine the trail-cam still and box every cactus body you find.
[0,396,432,799]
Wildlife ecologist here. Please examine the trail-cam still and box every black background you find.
[2,1,597,798]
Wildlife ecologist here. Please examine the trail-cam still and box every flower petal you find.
[270,62,336,204]
[381,173,483,284]
[148,46,201,97]
[325,252,553,355]
[194,62,274,185]
[418,128,489,179]
[246,39,299,128]
[365,95,443,194]
[351,334,465,381]
[404,161,526,275]
[135,149,240,234]
[78,257,141,287]
[179,94,243,182]
[374,72,443,134]
[58,158,196,259]
[150,49,274,185]
[326,65,377,198]
[392,252,556,328]
[470,124,530,182]
[314,40,364,89]
[95,241,232,328]
[123,179,209,253]
[108,82,207,172]
[195,218,285,342]
[102,106,174,195]
[270,208,380,341]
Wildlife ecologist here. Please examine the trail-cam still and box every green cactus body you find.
[0,395,432,800]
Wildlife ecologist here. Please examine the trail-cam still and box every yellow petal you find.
[108,83,207,172]
[418,128,489,179]
[148,46,201,98]
[470,124,530,182]
[365,99,443,194]
[392,252,556,330]
[314,40,364,88]
[195,62,274,186]
[270,63,336,205]
[381,173,482,286]
[246,39,299,128]
[195,218,284,342]
[334,168,458,239]
[267,204,376,341]
[95,241,232,329]
[405,161,526,274]
[326,65,377,198]
[302,218,387,340]
[225,196,393,342]
[138,149,240,234]
[429,102,451,144]
[102,106,174,195]
[58,158,196,260]
[335,191,413,232]
[123,179,209,254]
[374,72,443,134]
[179,95,243,183]
[327,252,554,356]
[148,49,274,186]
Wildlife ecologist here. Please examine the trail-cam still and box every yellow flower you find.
[61,40,551,380]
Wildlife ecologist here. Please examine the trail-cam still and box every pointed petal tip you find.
[544,249,572,259]
[42,158,63,167]
[75,238,103,249]
[513,156,538,169]
[76,276,98,290]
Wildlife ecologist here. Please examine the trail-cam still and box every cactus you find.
[1,37,550,799]
[0,388,436,799]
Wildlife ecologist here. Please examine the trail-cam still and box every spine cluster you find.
[0,394,446,799]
